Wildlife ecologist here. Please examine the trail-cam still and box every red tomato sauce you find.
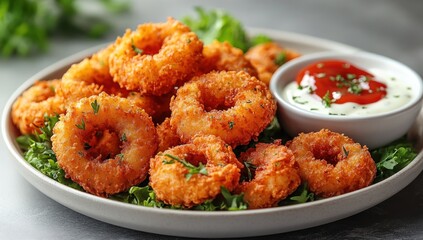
[296,60,387,105]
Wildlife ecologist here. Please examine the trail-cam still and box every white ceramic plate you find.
[2,28,423,238]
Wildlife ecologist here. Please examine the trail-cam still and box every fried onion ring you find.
[58,43,125,106]
[149,135,242,207]
[109,18,203,96]
[286,129,376,198]
[199,40,258,77]
[51,93,158,197]
[170,71,276,147]
[12,79,65,134]
[245,42,300,85]
[235,141,301,209]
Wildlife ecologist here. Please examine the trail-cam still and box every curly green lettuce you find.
[371,137,418,182]
[112,185,248,211]
[16,115,82,190]
[182,7,251,52]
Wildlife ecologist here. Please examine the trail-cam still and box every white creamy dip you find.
[283,68,414,116]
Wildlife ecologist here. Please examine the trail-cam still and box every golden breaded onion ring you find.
[12,79,65,134]
[58,43,125,106]
[245,42,300,85]
[52,93,158,197]
[149,135,242,208]
[199,40,258,78]
[286,129,376,198]
[170,70,276,147]
[235,141,301,209]
[109,18,203,96]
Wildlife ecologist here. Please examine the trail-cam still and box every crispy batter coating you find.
[51,93,158,197]
[109,18,203,96]
[58,43,126,106]
[126,91,172,124]
[199,40,258,77]
[245,42,300,85]
[149,135,242,208]
[12,79,65,134]
[156,117,181,152]
[286,129,376,198]
[170,71,276,147]
[235,141,301,209]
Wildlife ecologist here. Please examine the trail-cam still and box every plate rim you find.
[2,28,422,238]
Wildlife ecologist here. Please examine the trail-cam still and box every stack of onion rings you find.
[11,18,382,210]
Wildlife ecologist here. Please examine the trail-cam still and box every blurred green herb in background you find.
[182,7,251,52]
[0,0,129,57]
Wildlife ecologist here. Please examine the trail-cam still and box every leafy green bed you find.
[15,8,418,210]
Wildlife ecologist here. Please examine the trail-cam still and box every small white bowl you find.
[270,51,423,149]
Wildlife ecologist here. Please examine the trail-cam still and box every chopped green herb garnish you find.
[322,91,332,108]
[274,52,287,66]
[342,146,349,158]
[346,74,356,80]
[120,133,127,142]
[131,39,143,54]
[292,96,308,105]
[91,99,100,114]
[229,121,235,129]
[348,84,362,94]
[76,118,85,130]
[163,154,208,180]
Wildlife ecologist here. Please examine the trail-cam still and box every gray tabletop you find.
[1,0,422,239]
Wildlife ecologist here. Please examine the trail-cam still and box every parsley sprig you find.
[0,0,129,57]
[91,99,100,114]
[163,154,208,180]
[182,7,250,52]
